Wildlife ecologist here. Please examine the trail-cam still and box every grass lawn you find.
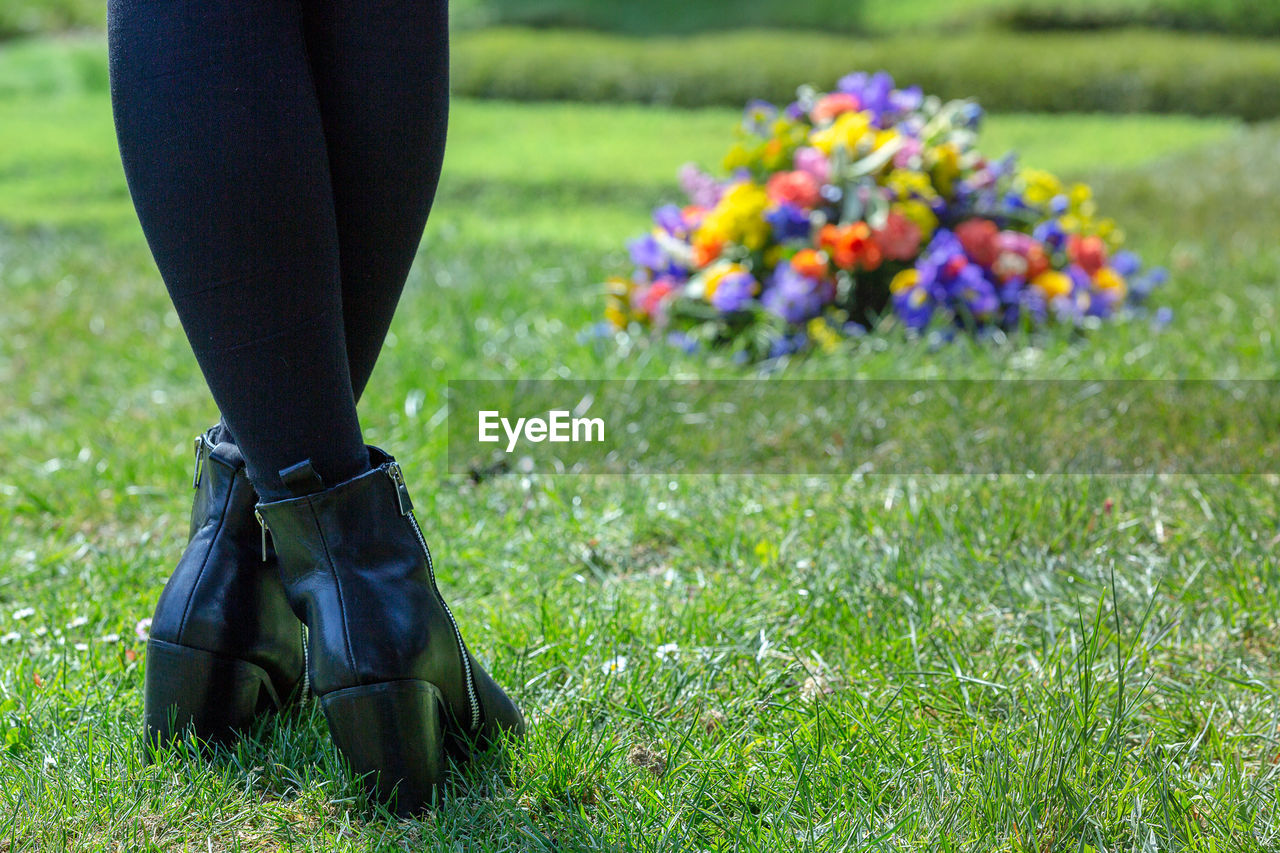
[3,37,1280,851]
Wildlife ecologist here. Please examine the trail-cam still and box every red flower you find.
[636,278,677,316]
[766,171,822,210]
[873,211,922,262]
[1068,234,1108,276]
[955,219,1001,269]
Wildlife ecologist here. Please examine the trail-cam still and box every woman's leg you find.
[108,0,369,499]
[300,0,450,401]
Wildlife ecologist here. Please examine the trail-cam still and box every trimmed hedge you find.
[453,28,1280,120]
[0,0,101,40]
[997,0,1280,38]
[473,0,865,35]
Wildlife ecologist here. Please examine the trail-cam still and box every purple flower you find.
[743,99,779,136]
[711,272,758,313]
[678,163,723,209]
[628,233,666,271]
[836,70,916,126]
[762,265,831,324]
[837,71,895,119]
[765,204,812,243]
[954,264,1000,318]
[768,333,809,359]
[666,331,701,354]
[894,284,934,331]
[793,146,831,184]
[959,102,984,130]
[1110,250,1142,278]
[1152,306,1174,329]
[653,204,686,236]
[1032,219,1068,251]
[890,85,924,114]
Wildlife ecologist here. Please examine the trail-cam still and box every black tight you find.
[107,0,449,499]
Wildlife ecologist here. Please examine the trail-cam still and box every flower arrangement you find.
[606,72,1167,359]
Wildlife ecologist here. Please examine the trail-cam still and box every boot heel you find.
[144,638,280,749]
[320,680,445,815]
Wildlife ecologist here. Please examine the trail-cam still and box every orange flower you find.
[810,93,861,125]
[692,236,724,269]
[791,248,829,280]
[819,223,883,272]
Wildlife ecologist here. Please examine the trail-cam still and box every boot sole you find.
[143,638,284,752]
[319,680,446,816]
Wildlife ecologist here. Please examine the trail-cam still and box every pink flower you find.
[634,277,678,320]
[955,219,1001,269]
[811,93,861,125]
[893,137,923,169]
[873,212,922,262]
[766,171,822,210]
[793,147,831,184]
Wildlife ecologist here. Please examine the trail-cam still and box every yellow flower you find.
[929,143,961,197]
[1022,168,1064,206]
[809,111,872,156]
[605,277,634,328]
[893,200,939,239]
[890,268,921,294]
[723,141,753,172]
[695,183,770,252]
[886,169,937,202]
[1093,267,1127,297]
[1069,183,1092,206]
[1032,270,1073,299]
[807,318,842,354]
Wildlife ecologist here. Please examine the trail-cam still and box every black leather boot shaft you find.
[255,447,524,809]
[145,428,306,745]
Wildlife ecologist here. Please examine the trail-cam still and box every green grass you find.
[3,36,1280,851]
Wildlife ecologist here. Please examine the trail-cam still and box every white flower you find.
[74,643,88,652]
[601,655,629,675]
[43,755,56,769]
[655,643,680,662]
[34,626,47,637]
[100,633,120,644]
[68,616,88,629]
[1,632,20,645]
[135,618,152,641]
[12,608,34,621]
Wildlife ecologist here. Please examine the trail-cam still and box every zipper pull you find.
[387,462,414,516]
[192,434,207,489]
[254,509,270,561]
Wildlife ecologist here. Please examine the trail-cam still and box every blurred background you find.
[3,0,1278,116]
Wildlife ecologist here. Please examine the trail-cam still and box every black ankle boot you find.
[254,447,524,815]
[143,427,306,748]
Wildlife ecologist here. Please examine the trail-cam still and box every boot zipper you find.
[192,433,208,489]
[387,462,480,732]
[254,509,270,562]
